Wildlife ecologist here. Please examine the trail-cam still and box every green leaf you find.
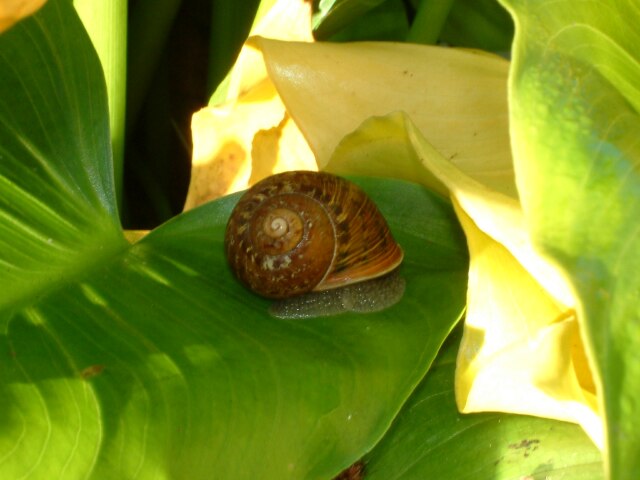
[2,179,469,478]
[440,0,514,51]
[0,0,124,312]
[126,0,182,132]
[0,2,469,477]
[364,327,604,479]
[0,182,466,479]
[313,0,388,39]
[325,0,410,42]
[500,0,640,476]
[73,0,128,207]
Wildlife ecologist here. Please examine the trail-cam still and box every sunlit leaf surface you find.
[0,2,468,477]
[2,182,467,479]
[0,0,124,312]
[501,0,640,476]
[324,110,600,446]
[364,328,604,479]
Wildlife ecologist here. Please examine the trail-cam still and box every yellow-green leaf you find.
[501,0,640,476]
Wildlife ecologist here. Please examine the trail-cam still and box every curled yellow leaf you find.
[258,37,514,197]
[326,109,601,446]
[452,199,601,447]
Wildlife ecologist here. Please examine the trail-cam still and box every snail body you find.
[224,171,403,301]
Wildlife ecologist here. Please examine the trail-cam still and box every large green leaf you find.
[0,0,124,312]
[0,1,468,477]
[2,184,467,479]
[364,327,604,479]
[500,0,640,477]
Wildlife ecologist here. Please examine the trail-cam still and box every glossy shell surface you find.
[224,171,403,299]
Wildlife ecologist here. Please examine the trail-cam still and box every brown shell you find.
[224,171,403,299]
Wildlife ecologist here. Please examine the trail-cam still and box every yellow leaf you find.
[184,0,315,209]
[0,0,46,33]
[325,110,601,447]
[325,112,448,196]
[213,0,314,106]
[257,37,514,197]
[404,117,575,308]
[452,200,601,448]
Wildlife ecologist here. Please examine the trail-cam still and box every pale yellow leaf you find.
[0,0,46,33]
[185,0,315,209]
[217,0,313,106]
[453,200,601,448]
[186,80,316,209]
[256,38,515,197]
[326,110,600,447]
[325,112,448,196]
[404,117,575,308]
[404,117,600,447]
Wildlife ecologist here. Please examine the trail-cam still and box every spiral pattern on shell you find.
[224,171,403,299]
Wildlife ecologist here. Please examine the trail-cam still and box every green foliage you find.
[73,0,128,207]
[0,0,124,312]
[4,0,639,478]
[365,328,603,479]
[0,2,470,477]
[502,0,640,477]
[313,0,513,49]
[440,0,514,51]
[324,0,410,42]
[313,0,389,39]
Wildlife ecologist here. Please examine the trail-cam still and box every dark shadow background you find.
[122,0,261,229]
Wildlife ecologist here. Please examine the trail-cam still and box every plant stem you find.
[407,0,455,44]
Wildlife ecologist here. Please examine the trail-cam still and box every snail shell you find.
[224,171,404,299]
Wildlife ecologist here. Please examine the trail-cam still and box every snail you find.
[224,170,405,318]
